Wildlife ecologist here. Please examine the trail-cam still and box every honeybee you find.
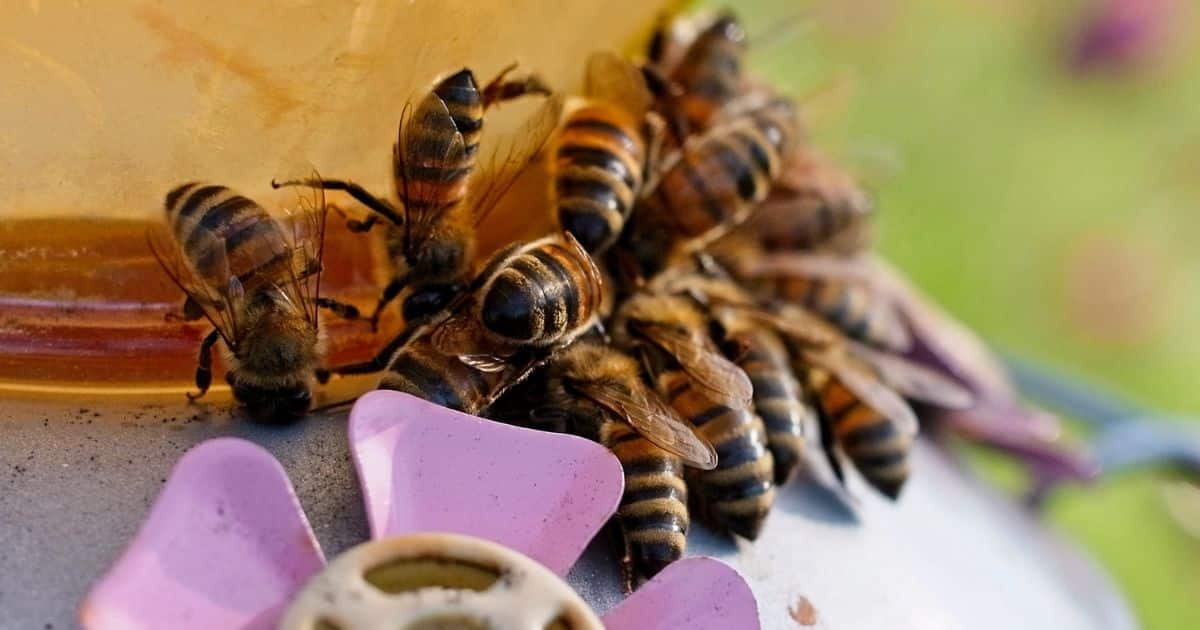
[149,180,358,422]
[750,147,875,256]
[553,52,663,255]
[325,233,605,410]
[644,11,748,142]
[620,96,800,280]
[275,66,563,331]
[536,338,715,582]
[660,262,971,498]
[613,291,775,539]
[753,253,913,352]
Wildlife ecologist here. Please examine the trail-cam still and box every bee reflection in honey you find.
[149,181,359,423]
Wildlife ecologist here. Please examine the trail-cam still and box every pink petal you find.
[348,390,624,576]
[603,557,760,630]
[80,438,325,630]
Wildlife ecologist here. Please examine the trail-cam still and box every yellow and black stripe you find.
[602,422,689,578]
[478,238,602,347]
[379,334,501,415]
[398,68,484,215]
[554,104,646,254]
[165,183,290,291]
[816,375,911,500]
[669,12,747,132]
[659,370,775,540]
[727,326,811,485]
[755,275,901,351]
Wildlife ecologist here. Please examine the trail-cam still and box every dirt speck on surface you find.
[789,595,818,626]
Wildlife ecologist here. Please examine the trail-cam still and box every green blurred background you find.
[722,0,1200,628]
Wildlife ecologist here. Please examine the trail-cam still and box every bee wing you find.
[147,224,243,348]
[846,341,974,410]
[576,380,718,470]
[396,91,468,236]
[738,303,840,349]
[430,310,487,357]
[457,353,510,373]
[807,348,919,438]
[747,252,879,287]
[470,93,566,228]
[276,165,328,328]
[584,50,653,115]
[636,320,753,406]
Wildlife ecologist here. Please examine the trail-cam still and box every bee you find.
[553,52,663,255]
[661,263,971,498]
[149,180,359,422]
[755,252,914,352]
[620,96,800,280]
[613,291,775,539]
[325,232,605,409]
[536,338,715,582]
[644,11,748,141]
[750,147,875,256]
[274,65,562,331]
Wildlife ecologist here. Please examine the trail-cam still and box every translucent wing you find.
[747,253,879,287]
[430,309,487,357]
[634,320,753,406]
[575,379,718,469]
[396,90,468,240]
[738,303,841,349]
[277,166,328,329]
[146,224,243,348]
[457,353,510,373]
[805,348,918,438]
[846,341,974,410]
[584,50,653,115]
[469,93,565,227]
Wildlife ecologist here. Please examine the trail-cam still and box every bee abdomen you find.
[164,183,287,287]
[379,340,493,415]
[821,379,911,499]
[605,424,689,578]
[480,241,599,346]
[400,69,482,212]
[733,330,809,484]
[555,106,645,254]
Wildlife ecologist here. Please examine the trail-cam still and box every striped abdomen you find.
[479,238,602,347]
[398,68,483,214]
[817,375,911,499]
[659,370,775,540]
[379,335,501,415]
[165,183,290,292]
[754,275,907,351]
[554,104,646,254]
[646,119,781,247]
[670,13,746,131]
[602,421,689,578]
[728,326,811,485]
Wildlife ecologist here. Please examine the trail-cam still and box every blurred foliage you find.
[721,0,1200,628]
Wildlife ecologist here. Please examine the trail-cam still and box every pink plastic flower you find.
[80,391,760,629]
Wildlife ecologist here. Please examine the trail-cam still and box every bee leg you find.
[367,278,407,332]
[329,202,380,233]
[320,324,417,378]
[272,178,403,227]
[481,63,552,107]
[314,297,362,321]
[165,296,206,322]
[186,329,221,401]
[639,113,668,198]
[604,516,638,595]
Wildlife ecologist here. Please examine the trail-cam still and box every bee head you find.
[228,375,312,424]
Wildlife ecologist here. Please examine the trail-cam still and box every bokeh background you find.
[724,0,1200,628]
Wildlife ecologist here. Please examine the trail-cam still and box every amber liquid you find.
[0,217,395,393]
